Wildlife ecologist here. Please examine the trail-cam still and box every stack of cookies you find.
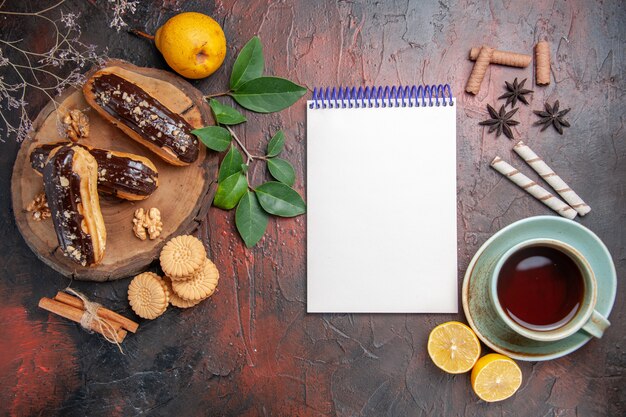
[128,271,170,319]
[127,235,219,320]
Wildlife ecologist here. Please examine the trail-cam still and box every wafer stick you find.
[513,141,591,216]
[490,156,577,219]
[469,47,532,68]
[466,46,494,95]
[535,41,551,85]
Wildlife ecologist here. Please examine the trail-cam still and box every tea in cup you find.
[490,239,610,342]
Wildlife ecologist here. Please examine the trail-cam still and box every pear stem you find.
[129,28,155,41]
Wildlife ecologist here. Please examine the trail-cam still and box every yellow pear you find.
[154,12,226,79]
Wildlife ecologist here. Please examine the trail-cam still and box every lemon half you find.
[471,353,522,402]
[427,321,481,374]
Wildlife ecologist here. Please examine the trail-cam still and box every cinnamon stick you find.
[54,291,139,333]
[39,297,127,342]
[469,47,532,68]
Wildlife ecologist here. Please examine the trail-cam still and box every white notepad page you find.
[307,96,457,313]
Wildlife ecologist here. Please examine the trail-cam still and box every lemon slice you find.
[427,321,481,374]
[471,353,522,402]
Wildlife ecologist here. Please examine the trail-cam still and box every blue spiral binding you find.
[309,84,454,109]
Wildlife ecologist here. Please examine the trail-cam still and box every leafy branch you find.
[192,36,307,247]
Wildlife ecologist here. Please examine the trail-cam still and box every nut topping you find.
[26,192,51,221]
[63,109,90,142]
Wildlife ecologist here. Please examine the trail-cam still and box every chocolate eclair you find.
[43,145,106,266]
[31,142,159,201]
[83,68,199,166]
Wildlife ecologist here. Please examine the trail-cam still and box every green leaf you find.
[230,77,307,113]
[209,99,247,125]
[267,157,295,186]
[218,145,244,182]
[266,130,284,157]
[240,163,249,174]
[230,36,264,90]
[191,126,232,152]
[213,172,248,210]
[235,191,269,247]
[255,181,306,217]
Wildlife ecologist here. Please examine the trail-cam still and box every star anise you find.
[533,100,571,134]
[479,104,520,139]
[498,77,533,107]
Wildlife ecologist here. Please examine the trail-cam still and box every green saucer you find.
[462,216,617,361]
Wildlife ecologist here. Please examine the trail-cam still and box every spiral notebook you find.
[307,85,457,313]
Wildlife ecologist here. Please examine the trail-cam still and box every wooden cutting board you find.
[11,59,218,282]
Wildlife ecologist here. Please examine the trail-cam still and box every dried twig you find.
[106,0,138,32]
[0,0,138,142]
[0,1,106,141]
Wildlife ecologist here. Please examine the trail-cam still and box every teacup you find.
[489,238,610,342]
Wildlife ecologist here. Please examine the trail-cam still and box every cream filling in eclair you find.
[72,146,107,264]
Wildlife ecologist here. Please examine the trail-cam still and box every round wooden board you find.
[11,60,218,282]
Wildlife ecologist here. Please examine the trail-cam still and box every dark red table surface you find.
[1,1,624,416]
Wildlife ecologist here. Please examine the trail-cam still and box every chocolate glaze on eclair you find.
[31,142,159,200]
[83,69,199,166]
[43,145,106,266]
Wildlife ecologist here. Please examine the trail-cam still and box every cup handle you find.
[581,310,611,338]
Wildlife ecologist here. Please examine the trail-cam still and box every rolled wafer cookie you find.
[535,41,551,85]
[490,156,577,220]
[466,46,494,95]
[513,141,590,216]
[469,48,532,68]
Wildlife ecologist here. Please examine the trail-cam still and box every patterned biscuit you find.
[171,258,220,301]
[159,235,206,279]
[127,272,169,319]
[163,276,202,308]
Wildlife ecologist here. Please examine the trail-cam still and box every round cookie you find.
[163,276,202,308]
[171,258,219,301]
[160,235,206,279]
[128,272,169,319]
